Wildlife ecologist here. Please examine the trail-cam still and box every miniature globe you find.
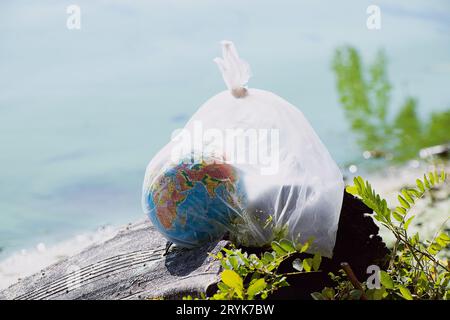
[145,158,246,247]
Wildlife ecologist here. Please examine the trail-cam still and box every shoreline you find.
[1,162,448,291]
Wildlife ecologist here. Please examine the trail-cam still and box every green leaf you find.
[355,176,364,191]
[440,171,446,182]
[392,211,403,222]
[303,258,312,272]
[217,282,229,292]
[263,252,275,263]
[380,271,394,289]
[321,287,335,300]
[299,238,313,253]
[408,188,421,198]
[367,288,386,300]
[221,259,230,270]
[401,189,414,203]
[312,254,322,271]
[221,270,243,297]
[398,195,410,209]
[292,258,303,271]
[228,255,239,270]
[435,232,450,247]
[381,199,390,218]
[235,251,250,267]
[274,276,289,288]
[279,239,296,253]
[423,174,430,189]
[346,185,358,195]
[428,172,435,185]
[416,179,425,192]
[404,215,415,230]
[428,243,442,255]
[271,241,287,256]
[247,278,267,299]
[433,171,440,184]
[212,292,228,300]
[398,285,413,300]
[222,247,235,255]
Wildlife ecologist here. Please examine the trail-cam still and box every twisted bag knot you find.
[214,41,251,99]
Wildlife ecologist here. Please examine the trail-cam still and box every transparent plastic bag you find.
[142,41,344,257]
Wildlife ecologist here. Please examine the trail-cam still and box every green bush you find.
[184,238,321,300]
[188,170,449,300]
[314,170,450,300]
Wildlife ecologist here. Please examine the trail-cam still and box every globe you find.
[146,158,246,247]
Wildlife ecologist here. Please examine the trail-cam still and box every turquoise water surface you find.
[1,0,450,259]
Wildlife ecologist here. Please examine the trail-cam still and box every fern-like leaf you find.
[347,170,447,227]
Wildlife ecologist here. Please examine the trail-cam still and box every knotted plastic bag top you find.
[213,40,251,98]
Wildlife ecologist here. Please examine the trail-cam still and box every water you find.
[1,0,450,260]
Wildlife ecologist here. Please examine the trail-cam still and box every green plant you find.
[229,215,289,248]
[333,46,450,162]
[312,270,368,300]
[314,170,450,300]
[186,238,321,300]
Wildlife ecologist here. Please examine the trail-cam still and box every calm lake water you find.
[1,0,450,259]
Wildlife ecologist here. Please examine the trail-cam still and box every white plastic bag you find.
[142,41,344,257]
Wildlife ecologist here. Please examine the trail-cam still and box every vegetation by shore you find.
[188,169,449,300]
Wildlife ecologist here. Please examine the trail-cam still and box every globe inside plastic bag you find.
[144,154,247,248]
[142,41,344,257]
